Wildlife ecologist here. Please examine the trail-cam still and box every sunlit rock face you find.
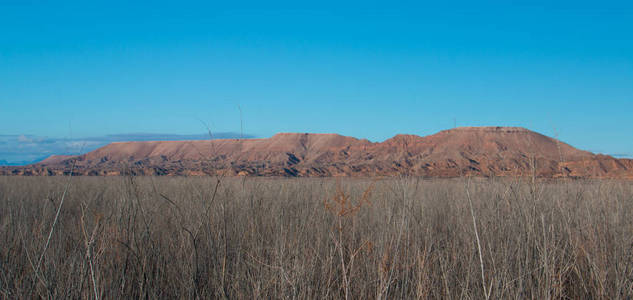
[3,127,632,179]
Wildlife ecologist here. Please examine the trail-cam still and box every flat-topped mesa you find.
[384,134,424,141]
[270,132,356,141]
[380,134,427,149]
[5,126,632,178]
[269,132,368,150]
[383,127,537,147]
[429,126,593,160]
[269,132,347,143]
[39,155,75,165]
[440,126,533,133]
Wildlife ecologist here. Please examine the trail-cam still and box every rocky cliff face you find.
[3,127,632,179]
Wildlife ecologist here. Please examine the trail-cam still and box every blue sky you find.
[1,1,632,163]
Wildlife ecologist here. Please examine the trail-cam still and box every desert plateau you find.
[4,127,633,179]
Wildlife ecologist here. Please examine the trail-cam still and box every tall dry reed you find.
[0,176,632,299]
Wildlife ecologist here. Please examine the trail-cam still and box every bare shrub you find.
[0,176,632,299]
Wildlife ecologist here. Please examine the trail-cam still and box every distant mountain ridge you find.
[2,127,632,179]
[0,157,50,166]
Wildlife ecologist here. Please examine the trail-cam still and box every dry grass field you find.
[1,176,632,299]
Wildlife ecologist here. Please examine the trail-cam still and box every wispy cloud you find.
[610,153,633,159]
[0,132,254,165]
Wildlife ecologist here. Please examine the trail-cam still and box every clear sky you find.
[1,1,632,163]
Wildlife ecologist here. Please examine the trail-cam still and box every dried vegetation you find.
[0,176,632,299]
